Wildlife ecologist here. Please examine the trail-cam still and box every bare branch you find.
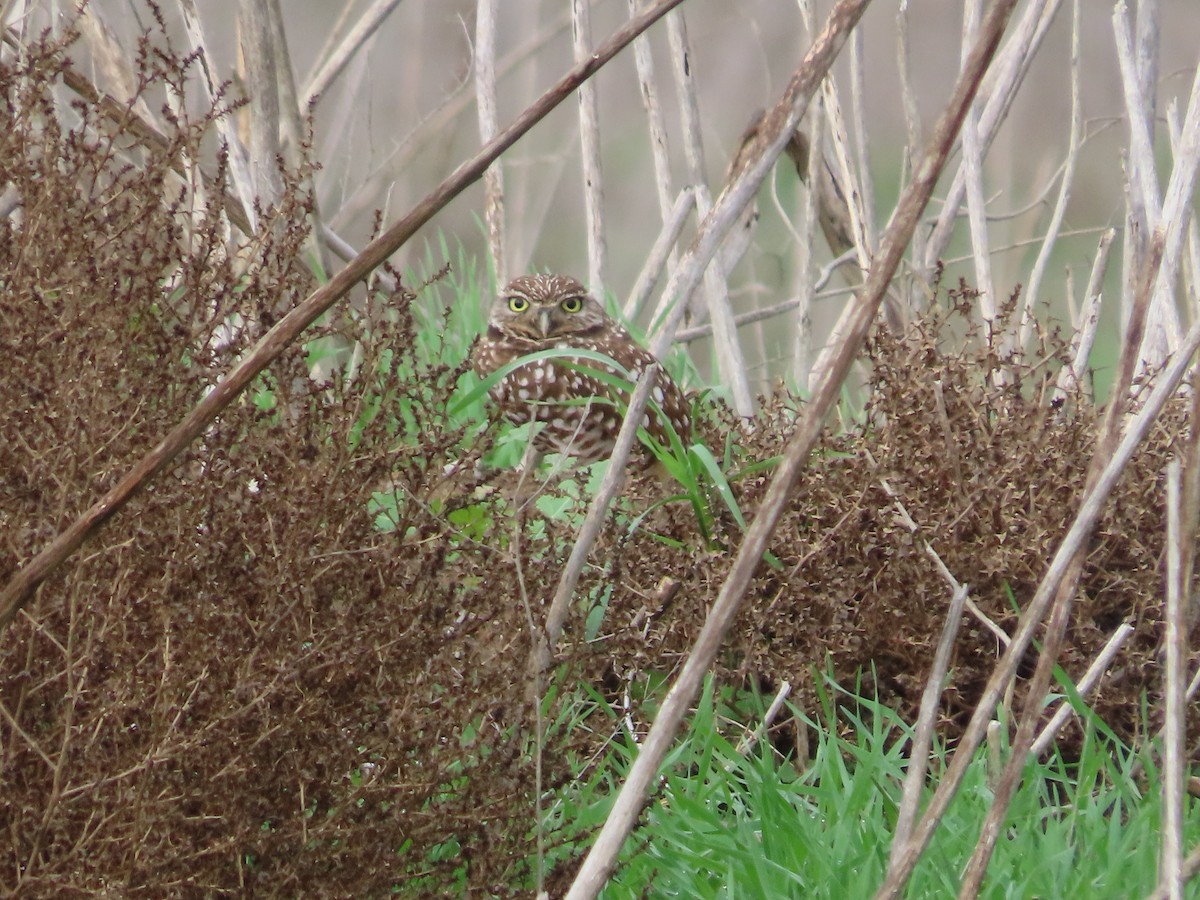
[476,0,506,285]
[573,0,607,296]
[302,0,404,110]
[1160,458,1187,900]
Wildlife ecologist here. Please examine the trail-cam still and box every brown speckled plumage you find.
[472,274,691,462]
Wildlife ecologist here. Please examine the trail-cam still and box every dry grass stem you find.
[660,10,754,419]
[735,680,792,757]
[1056,227,1115,401]
[921,0,1061,280]
[623,187,695,322]
[541,366,662,657]
[889,583,968,868]
[959,0,996,329]
[627,0,676,226]
[1029,621,1135,757]
[676,280,856,344]
[176,0,257,230]
[301,0,404,110]
[872,467,1009,648]
[475,0,507,285]
[573,0,608,297]
[1017,0,1081,350]
[1160,459,1187,900]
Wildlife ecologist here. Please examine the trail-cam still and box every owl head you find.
[488,274,608,341]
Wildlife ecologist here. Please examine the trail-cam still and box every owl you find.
[472,274,691,463]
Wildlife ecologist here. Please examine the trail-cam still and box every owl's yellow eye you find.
[507,296,529,313]
[560,295,584,313]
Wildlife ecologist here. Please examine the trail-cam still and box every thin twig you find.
[301,0,404,109]
[540,366,661,656]
[623,187,695,322]
[1029,621,1134,757]
[627,0,676,227]
[735,680,792,757]
[920,0,1063,278]
[872,466,1009,648]
[656,9,754,418]
[960,0,996,327]
[1160,459,1186,900]
[476,0,506,285]
[176,0,257,231]
[573,0,607,297]
[1055,228,1115,402]
[676,278,856,344]
[1018,0,1081,350]
[889,583,968,865]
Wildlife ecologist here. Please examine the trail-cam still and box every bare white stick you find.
[1133,0,1161,147]
[735,680,792,757]
[541,366,661,653]
[1055,228,1115,401]
[573,0,608,298]
[889,583,968,869]
[176,0,257,231]
[237,0,283,209]
[1114,4,1161,236]
[623,187,695,322]
[661,9,754,419]
[791,93,824,390]
[822,78,871,263]
[475,0,506,286]
[874,470,1009,648]
[1167,102,1200,325]
[1161,459,1187,900]
[626,0,675,225]
[1029,621,1134,757]
[677,279,857,344]
[960,0,995,325]
[896,0,925,308]
[1019,0,1081,349]
[302,0,404,109]
[1152,62,1200,337]
[921,0,1063,277]
[849,26,876,249]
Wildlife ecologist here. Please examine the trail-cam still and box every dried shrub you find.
[592,285,1197,759]
[0,24,548,897]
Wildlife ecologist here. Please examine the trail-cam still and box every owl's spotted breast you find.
[471,274,691,463]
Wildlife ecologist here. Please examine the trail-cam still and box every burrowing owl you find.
[472,274,691,463]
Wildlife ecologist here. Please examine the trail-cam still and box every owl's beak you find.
[537,308,553,337]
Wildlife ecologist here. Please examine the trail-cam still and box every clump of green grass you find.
[543,670,1198,898]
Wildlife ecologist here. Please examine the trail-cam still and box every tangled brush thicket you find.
[2,22,1197,899]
